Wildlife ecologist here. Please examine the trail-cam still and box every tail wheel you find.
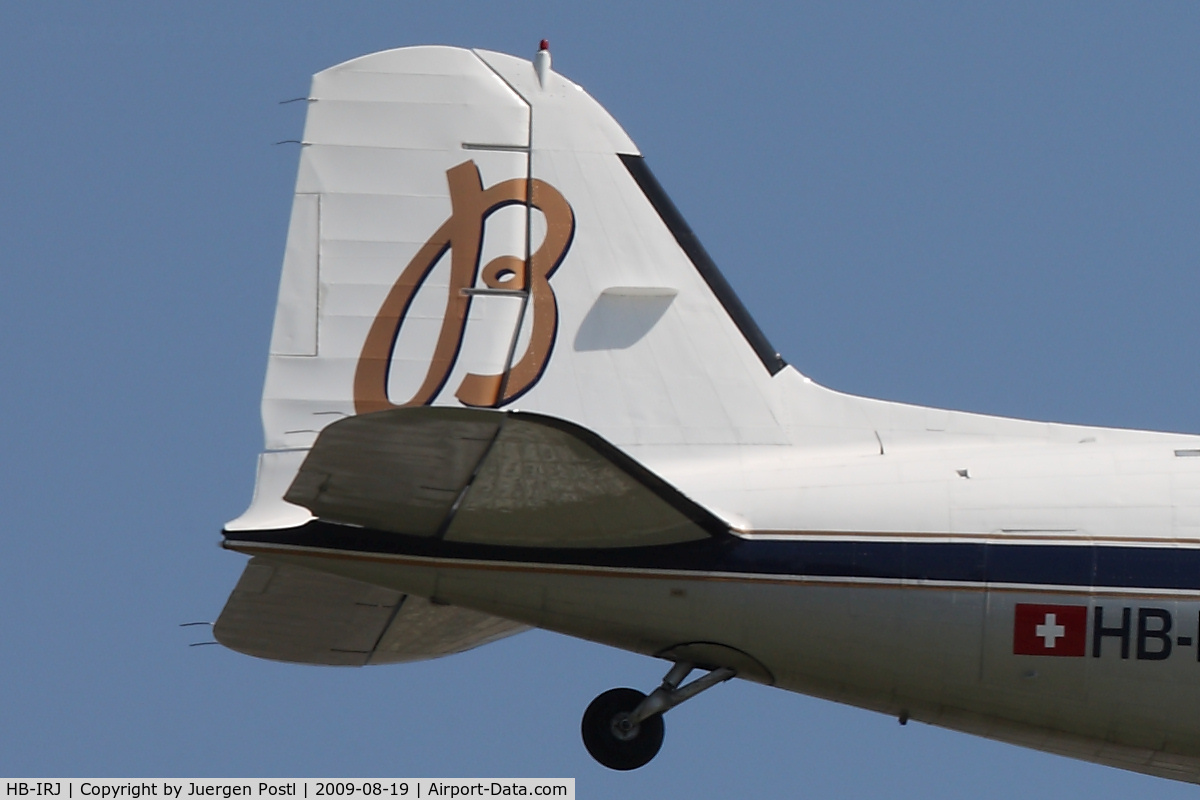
[581,687,665,770]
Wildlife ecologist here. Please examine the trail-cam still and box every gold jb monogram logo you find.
[354,160,575,414]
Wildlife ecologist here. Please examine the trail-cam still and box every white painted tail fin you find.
[231,45,798,531]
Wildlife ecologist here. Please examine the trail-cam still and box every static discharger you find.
[535,39,551,87]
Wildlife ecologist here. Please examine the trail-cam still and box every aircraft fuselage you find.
[226,421,1200,776]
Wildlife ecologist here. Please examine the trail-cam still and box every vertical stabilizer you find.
[230,45,799,531]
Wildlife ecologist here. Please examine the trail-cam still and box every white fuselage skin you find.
[233,366,1200,777]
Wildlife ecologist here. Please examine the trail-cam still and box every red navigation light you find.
[539,39,550,51]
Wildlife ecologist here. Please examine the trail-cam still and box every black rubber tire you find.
[581,687,665,771]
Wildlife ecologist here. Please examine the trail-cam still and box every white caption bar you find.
[1,782,574,800]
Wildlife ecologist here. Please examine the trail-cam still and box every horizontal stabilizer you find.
[214,556,526,666]
[285,407,726,548]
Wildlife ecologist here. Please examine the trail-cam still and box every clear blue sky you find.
[3,3,1200,797]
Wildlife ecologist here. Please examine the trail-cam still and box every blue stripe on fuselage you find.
[222,521,1200,591]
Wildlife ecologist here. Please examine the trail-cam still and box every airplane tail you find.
[230,45,807,533]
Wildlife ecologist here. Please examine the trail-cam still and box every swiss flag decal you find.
[1013,603,1087,657]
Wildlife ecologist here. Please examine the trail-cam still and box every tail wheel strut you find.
[581,662,736,770]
